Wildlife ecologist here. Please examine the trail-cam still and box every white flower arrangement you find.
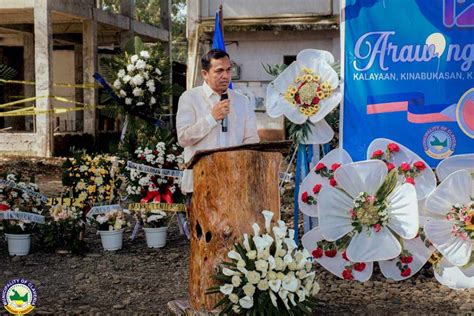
[131,208,171,228]
[266,49,342,144]
[206,211,319,315]
[124,141,184,203]
[92,210,128,231]
[0,173,44,234]
[112,50,162,109]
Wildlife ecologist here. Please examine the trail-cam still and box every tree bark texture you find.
[189,150,282,311]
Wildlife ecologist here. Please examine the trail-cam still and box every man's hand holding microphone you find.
[212,93,230,132]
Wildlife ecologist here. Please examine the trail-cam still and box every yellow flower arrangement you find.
[283,68,334,117]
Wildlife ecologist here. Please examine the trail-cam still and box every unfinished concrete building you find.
[0,0,170,156]
[186,0,340,140]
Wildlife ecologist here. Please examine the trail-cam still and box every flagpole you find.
[219,5,224,37]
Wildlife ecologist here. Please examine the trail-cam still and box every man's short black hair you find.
[201,49,230,71]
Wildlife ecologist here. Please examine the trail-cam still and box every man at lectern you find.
[176,49,260,231]
[177,49,260,194]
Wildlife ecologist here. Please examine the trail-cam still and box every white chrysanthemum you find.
[131,74,144,86]
[150,97,157,105]
[318,160,419,262]
[155,68,162,75]
[229,293,239,304]
[125,98,132,105]
[140,50,150,59]
[132,87,144,97]
[136,59,147,70]
[117,69,126,78]
[246,271,261,285]
[123,75,131,83]
[266,49,341,144]
[119,90,127,98]
[242,283,255,297]
[231,275,241,287]
[127,64,135,72]
[131,55,139,63]
[113,79,121,89]
[424,170,473,266]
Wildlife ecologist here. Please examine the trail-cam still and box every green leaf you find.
[376,169,398,201]
[124,36,145,55]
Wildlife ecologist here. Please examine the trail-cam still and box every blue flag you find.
[212,10,232,89]
[212,11,225,51]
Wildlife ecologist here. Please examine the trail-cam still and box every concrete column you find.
[120,0,135,48]
[33,1,53,157]
[83,20,97,136]
[23,34,35,132]
[74,44,84,131]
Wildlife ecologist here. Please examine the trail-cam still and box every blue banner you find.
[342,0,474,166]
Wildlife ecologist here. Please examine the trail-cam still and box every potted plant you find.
[2,217,34,256]
[90,210,128,251]
[41,204,86,254]
[136,209,171,248]
[0,174,44,256]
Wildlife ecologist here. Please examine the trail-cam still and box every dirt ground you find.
[1,158,474,315]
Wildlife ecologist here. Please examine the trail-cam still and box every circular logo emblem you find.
[2,279,37,315]
[423,126,456,159]
[456,88,474,139]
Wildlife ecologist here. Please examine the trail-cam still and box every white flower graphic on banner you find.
[266,49,342,144]
[318,160,419,263]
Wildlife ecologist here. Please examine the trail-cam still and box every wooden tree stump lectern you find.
[187,142,291,312]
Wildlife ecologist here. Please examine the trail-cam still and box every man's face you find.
[202,56,231,94]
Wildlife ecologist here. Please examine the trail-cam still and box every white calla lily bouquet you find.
[206,211,319,315]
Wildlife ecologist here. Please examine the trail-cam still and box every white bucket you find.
[144,227,168,248]
[98,229,124,251]
[5,234,31,256]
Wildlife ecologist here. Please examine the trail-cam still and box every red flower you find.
[301,192,309,203]
[400,267,411,277]
[353,263,366,272]
[400,162,411,171]
[311,97,320,105]
[140,155,146,160]
[405,177,415,185]
[315,163,326,171]
[313,184,322,194]
[386,162,395,171]
[331,163,341,171]
[0,204,8,211]
[342,269,354,280]
[342,251,349,261]
[373,223,382,232]
[413,161,426,171]
[329,177,337,187]
[401,256,413,264]
[325,249,337,257]
[312,247,323,259]
[387,143,400,153]
[371,150,384,158]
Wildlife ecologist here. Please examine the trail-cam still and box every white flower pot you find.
[5,233,31,256]
[98,229,124,251]
[144,227,167,248]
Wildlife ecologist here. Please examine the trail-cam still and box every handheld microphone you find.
[221,93,228,132]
